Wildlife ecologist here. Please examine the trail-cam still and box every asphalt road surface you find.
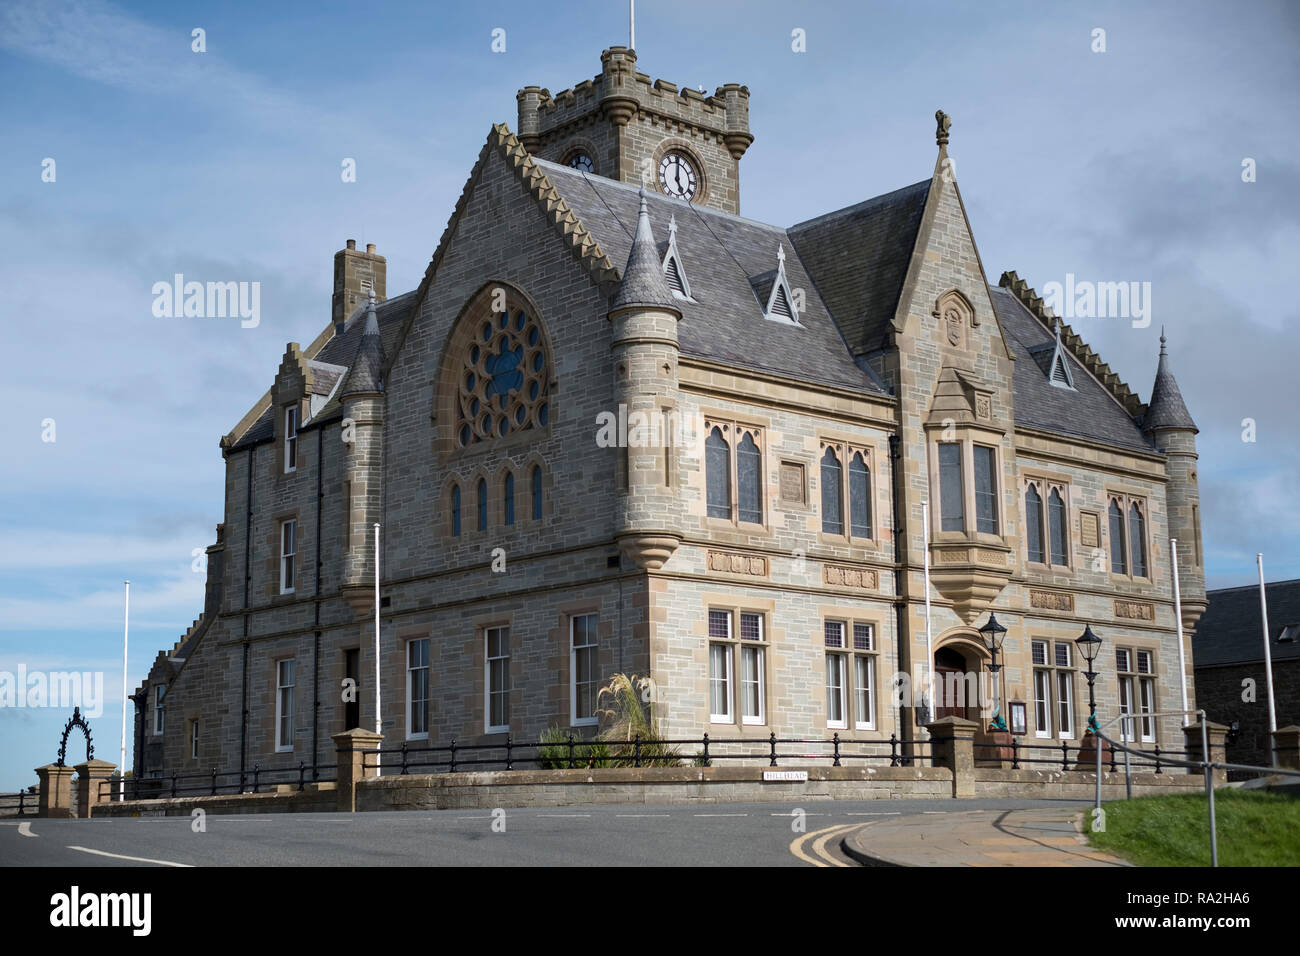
[1,797,1086,867]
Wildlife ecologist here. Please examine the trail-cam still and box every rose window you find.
[457,308,549,447]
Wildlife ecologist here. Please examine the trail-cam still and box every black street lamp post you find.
[979,612,1008,732]
[1075,624,1103,735]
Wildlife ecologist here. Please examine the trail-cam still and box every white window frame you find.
[825,652,847,730]
[740,612,765,726]
[284,405,298,474]
[406,638,430,740]
[280,519,296,594]
[708,609,734,723]
[484,626,510,734]
[1031,639,1076,739]
[1033,668,1052,738]
[153,684,165,736]
[570,614,599,727]
[275,660,295,753]
[854,655,875,731]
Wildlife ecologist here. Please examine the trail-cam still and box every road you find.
[1,797,1087,866]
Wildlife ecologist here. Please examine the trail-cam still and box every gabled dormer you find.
[1027,317,1076,391]
[750,243,800,325]
[661,214,694,301]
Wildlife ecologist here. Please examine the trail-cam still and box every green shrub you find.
[536,724,611,769]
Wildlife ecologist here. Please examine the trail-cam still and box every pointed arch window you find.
[477,478,488,532]
[1108,499,1127,574]
[1025,484,1045,564]
[706,427,731,519]
[737,433,762,524]
[1129,502,1147,577]
[503,472,515,526]
[1048,489,1068,565]
[849,452,872,538]
[531,465,543,521]
[821,447,843,535]
[451,484,462,538]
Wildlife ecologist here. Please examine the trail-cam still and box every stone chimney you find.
[332,239,386,334]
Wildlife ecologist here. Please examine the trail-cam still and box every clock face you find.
[658,152,698,201]
[567,152,594,172]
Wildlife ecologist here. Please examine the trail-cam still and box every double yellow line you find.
[788,823,861,867]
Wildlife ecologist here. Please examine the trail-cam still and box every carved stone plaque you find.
[975,394,992,420]
[1114,600,1154,621]
[779,461,805,504]
[1030,589,1074,612]
[945,308,962,346]
[707,550,768,577]
[823,564,879,590]
[1080,512,1100,549]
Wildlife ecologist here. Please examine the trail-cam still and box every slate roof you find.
[988,285,1155,453]
[1194,579,1300,668]
[1143,333,1197,432]
[306,360,347,396]
[537,159,885,393]
[228,291,417,450]
[787,180,932,354]
[340,290,387,398]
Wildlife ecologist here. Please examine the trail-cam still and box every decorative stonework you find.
[1080,511,1100,549]
[707,550,768,577]
[938,550,967,564]
[456,308,550,446]
[975,394,992,421]
[823,564,879,590]
[975,549,1006,565]
[1030,589,1074,612]
[1114,600,1155,621]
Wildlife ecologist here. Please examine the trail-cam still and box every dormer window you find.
[284,405,298,473]
[761,244,801,325]
[1046,319,1076,390]
[662,214,693,301]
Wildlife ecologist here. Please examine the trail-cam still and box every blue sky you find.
[0,0,1297,789]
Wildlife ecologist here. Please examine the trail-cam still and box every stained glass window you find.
[1025,484,1044,563]
[457,306,549,447]
[849,452,872,538]
[706,427,730,519]
[1129,502,1147,576]
[737,432,761,524]
[1049,488,1068,565]
[939,443,963,532]
[1109,500,1127,574]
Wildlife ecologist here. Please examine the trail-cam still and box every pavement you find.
[842,805,1130,867]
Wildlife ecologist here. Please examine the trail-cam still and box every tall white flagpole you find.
[120,580,130,800]
[1258,553,1278,767]
[1170,540,1189,726]
[629,0,635,51]
[374,523,382,774]
[922,501,934,727]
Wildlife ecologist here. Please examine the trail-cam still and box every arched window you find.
[477,478,487,532]
[1129,502,1147,576]
[706,427,730,519]
[821,447,843,535]
[531,465,543,521]
[1109,499,1126,574]
[1048,489,1068,566]
[451,484,462,538]
[503,472,515,526]
[1025,484,1044,564]
[849,452,872,538]
[444,287,551,451]
[737,432,761,524]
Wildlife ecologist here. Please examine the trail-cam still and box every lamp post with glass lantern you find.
[979,612,1008,732]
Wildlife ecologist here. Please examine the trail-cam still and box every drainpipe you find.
[312,424,323,779]
[888,433,908,742]
[239,445,254,789]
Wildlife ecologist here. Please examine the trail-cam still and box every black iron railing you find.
[972,738,1190,773]
[96,762,338,802]
[361,732,933,774]
[0,790,34,816]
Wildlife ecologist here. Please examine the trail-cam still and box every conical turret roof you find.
[340,286,387,397]
[1144,330,1196,432]
[610,189,679,315]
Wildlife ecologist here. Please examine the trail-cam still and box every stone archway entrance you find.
[932,637,989,723]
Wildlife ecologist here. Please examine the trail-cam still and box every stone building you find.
[1194,579,1300,766]
[134,47,1206,779]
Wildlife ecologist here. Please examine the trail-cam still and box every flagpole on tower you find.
[630,0,635,51]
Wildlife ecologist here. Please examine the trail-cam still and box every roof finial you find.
[1159,326,1167,356]
[777,243,786,267]
[668,213,677,241]
[935,109,951,148]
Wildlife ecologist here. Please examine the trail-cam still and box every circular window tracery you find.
[457,307,549,447]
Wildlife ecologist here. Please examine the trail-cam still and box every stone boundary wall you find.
[974,769,1202,799]
[93,784,336,817]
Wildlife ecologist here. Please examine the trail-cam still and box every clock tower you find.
[516,46,753,215]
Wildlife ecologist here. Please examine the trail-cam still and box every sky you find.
[0,0,1297,790]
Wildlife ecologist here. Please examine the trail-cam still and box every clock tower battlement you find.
[516,46,752,215]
